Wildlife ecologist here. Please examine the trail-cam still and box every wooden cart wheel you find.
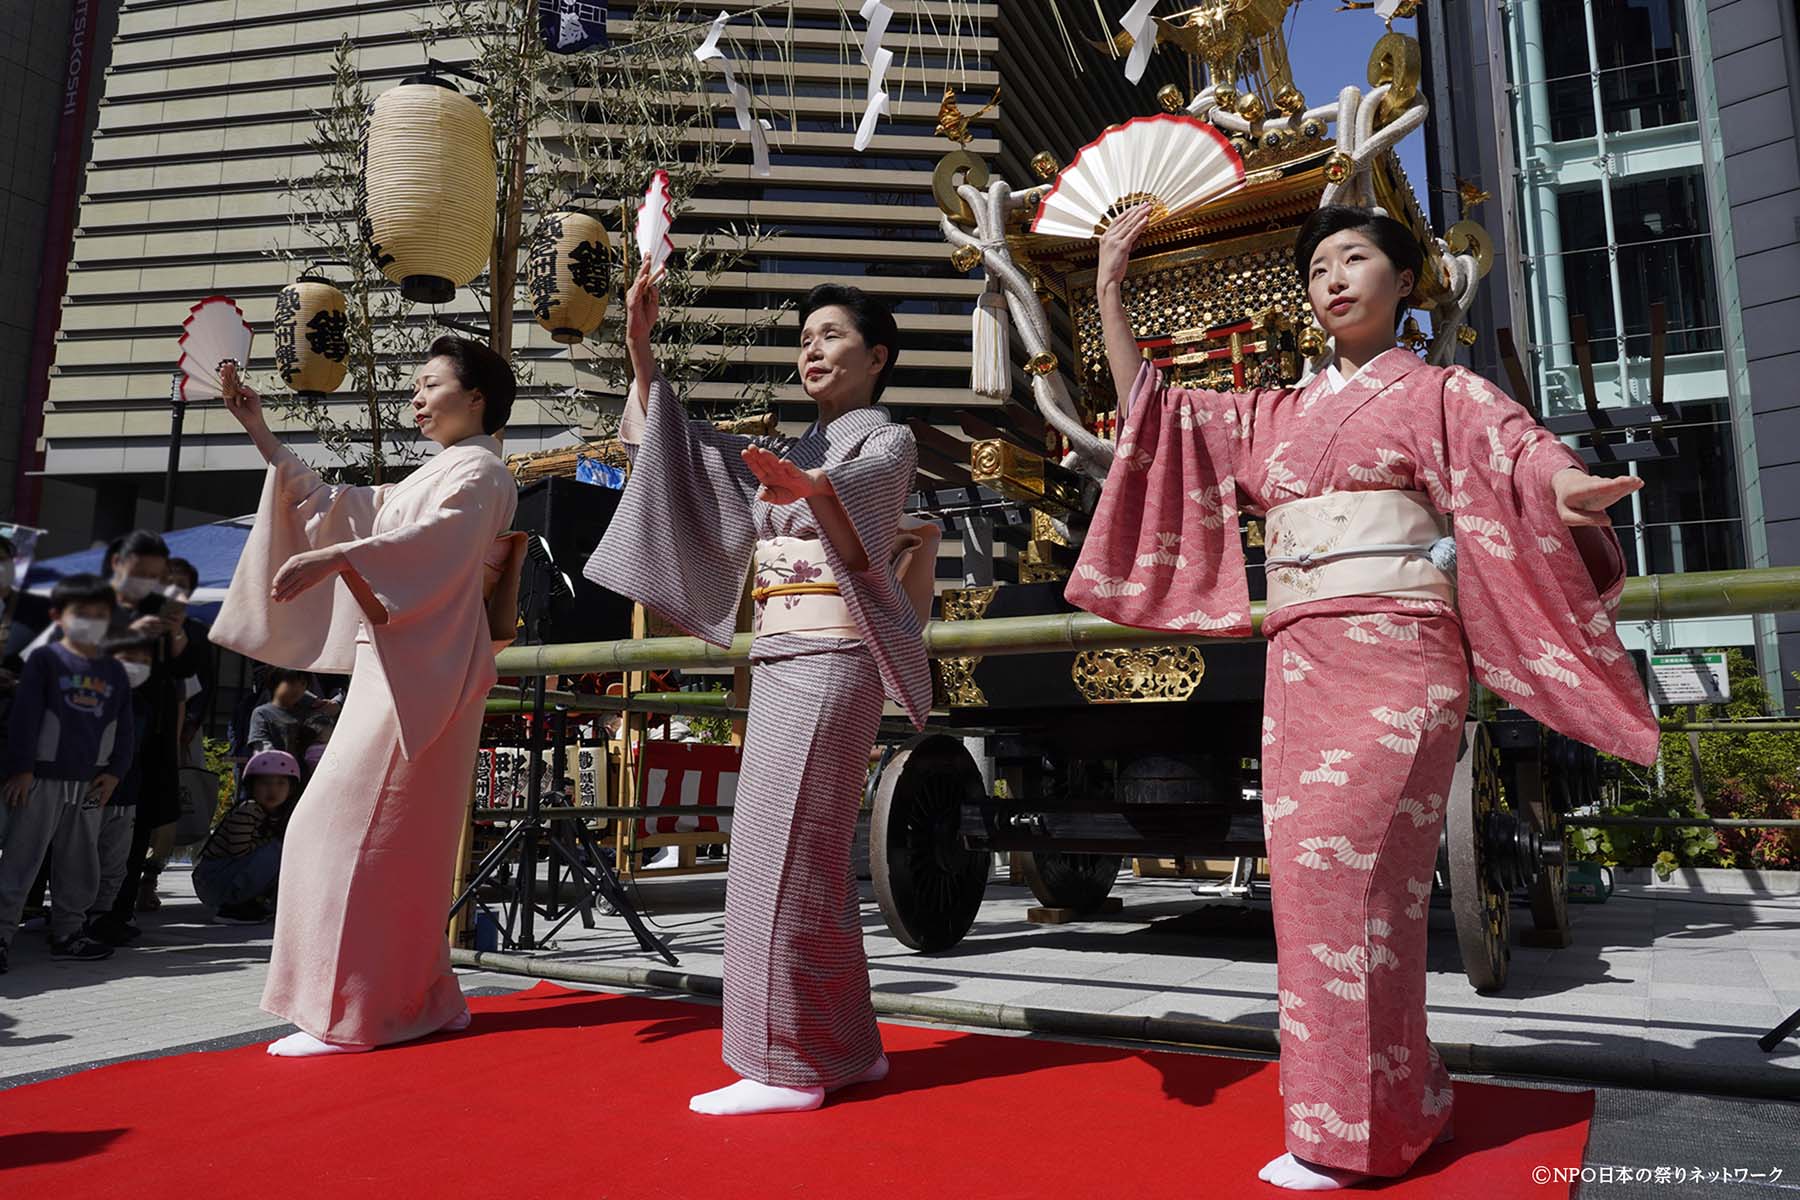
[1523,799,1570,947]
[1445,720,1511,993]
[1018,851,1122,912]
[1521,735,1579,948]
[871,734,991,951]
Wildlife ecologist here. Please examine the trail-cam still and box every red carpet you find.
[0,983,1591,1198]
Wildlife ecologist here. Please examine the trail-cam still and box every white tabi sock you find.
[266,1031,371,1058]
[826,1053,889,1092]
[1257,1153,1364,1191]
[440,1009,472,1033]
[688,1077,825,1116]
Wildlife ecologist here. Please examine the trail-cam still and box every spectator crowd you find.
[0,529,340,973]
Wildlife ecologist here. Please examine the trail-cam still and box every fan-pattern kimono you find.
[585,370,930,1089]
[1067,347,1657,1176]
[213,436,518,1048]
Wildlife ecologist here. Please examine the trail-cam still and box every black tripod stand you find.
[446,538,675,964]
[1759,1007,1799,1053]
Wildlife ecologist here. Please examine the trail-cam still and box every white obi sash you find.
[1263,490,1455,613]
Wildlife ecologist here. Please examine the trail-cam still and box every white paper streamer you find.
[853,0,894,152]
[694,12,772,177]
[1120,0,1158,84]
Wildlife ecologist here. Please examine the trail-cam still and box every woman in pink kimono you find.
[1066,205,1658,1190]
[584,263,935,1116]
[210,338,520,1057]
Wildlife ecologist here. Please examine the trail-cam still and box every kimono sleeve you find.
[1437,367,1658,764]
[338,458,511,629]
[583,370,761,648]
[209,446,390,674]
[815,425,934,729]
[1065,360,1259,635]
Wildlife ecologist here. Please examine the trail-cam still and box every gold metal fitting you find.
[1324,151,1353,184]
[1458,325,1479,346]
[950,244,982,273]
[1214,85,1240,112]
[1301,117,1326,140]
[1025,351,1059,376]
[1030,151,1061,181]
[1298,325,1327,357]
[1157,84,1185,113]
[932,150,990,224]
[1237,93,1266,124]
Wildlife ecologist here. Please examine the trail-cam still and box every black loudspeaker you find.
[512,477,634,645]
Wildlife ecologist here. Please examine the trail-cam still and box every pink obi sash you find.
[753,537,861,639]
[1263,490,1455,613]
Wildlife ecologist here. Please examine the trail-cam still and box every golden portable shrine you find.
[861,15,1566,995]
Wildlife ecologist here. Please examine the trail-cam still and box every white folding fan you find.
[1031,114,1247,240]
[634,169,675,275]
[176,296,254,404]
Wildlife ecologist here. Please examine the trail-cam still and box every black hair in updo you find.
[1294,205,1425,330]
[427,335,516,435]
[797,284,900,401]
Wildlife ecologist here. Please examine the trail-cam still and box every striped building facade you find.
[30,0,1174,555]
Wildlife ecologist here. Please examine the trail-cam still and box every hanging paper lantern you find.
[361,77,496,304]
[526,210,613,344]
[272,273,350,400]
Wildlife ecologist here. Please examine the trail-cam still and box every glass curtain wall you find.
[1504,0,1749,581]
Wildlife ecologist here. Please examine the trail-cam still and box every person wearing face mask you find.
[1065,204,1657,1191]
[0,575,135,972]
[211,339,523,1058]
[85,634,158,947]
[90,532,192,927]
[584,268,937,1117]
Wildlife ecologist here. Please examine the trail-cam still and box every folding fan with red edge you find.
[634,169,675,275]
[176,296,254,403]
[1030,114,1247,240]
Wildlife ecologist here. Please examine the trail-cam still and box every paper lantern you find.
[361,78,497,304]
[526,210,613,344]
[273,274,350,400]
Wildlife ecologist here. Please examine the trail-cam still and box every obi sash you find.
[1263,489,1454,613]
[753,537,860,639]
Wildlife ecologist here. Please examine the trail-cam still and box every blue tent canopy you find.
[23,517,253,622]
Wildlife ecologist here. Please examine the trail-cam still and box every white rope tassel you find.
[1120,0,1158,84]
[695,13,773,177]
[853,0,895,152]
[971,285,1011,398]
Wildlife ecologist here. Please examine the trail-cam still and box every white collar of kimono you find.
[1322,347,1418,395]
[803,403,890,446]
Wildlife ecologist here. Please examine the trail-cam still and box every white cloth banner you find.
[695,12,772,177]
[1120,0,1158,85]
[853,0,894,152]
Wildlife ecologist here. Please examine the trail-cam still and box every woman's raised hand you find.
[625,256,663,356]
[221,361,264,430]
[1096,203,1155,295]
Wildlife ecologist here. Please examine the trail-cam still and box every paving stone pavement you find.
[11,860,1791,1092]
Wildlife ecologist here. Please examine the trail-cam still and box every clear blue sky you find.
[1281,4,1432,205]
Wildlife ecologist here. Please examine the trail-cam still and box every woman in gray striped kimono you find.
[585,262,935,1116]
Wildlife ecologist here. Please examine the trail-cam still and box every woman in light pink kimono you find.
[1066,205,1657,1191]
[210,338,521,1057]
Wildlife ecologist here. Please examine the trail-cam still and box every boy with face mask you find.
[0,575,136,971]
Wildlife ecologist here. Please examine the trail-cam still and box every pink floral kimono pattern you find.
[1066,347,1656,1175]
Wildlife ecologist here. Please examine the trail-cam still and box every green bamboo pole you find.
[490,567,1800,678]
